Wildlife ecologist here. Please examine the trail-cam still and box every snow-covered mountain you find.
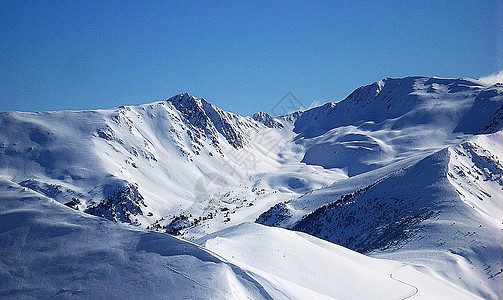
[0,76,501,299]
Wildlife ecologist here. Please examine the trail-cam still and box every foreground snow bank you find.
[0,178,271,299]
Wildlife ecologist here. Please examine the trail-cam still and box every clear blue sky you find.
[1,1,502,115]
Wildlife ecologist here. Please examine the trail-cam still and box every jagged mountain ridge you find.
[169,93,250,150]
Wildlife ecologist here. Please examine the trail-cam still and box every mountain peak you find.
[167,93,203,108]
[165,93,248,149]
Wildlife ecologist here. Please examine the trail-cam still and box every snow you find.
[198,222,481,300]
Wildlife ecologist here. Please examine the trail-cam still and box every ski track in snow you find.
[389,271,419,300]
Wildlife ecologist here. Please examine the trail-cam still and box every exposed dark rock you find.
[252,112,284,128]
[64,197,81,210]
[85,183,146,223]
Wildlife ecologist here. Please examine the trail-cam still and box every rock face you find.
[85,182,146,223]
[255,202,291,227]
[169,93,249,150]
[252,112,284,128]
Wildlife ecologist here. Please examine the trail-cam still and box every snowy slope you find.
[294,77,497,138]
[0,177,273,299]
[0,95,294,235]
[198,223,483,300]
[258,132,503,299]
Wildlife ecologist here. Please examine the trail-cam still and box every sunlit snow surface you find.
[0,76,501,299]
[198,222,483,299]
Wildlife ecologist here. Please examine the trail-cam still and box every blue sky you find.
[1,1,502,115]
